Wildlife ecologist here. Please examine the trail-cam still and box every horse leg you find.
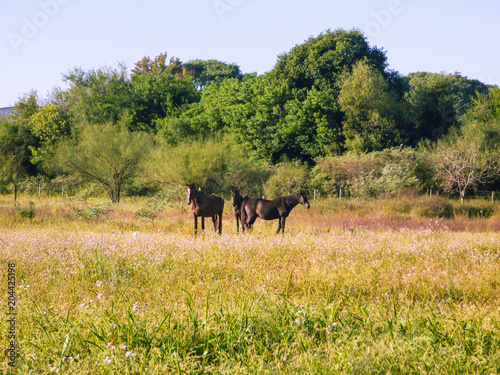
[218,211,222,235]
[280,217,286,235]
[276,217,282,235]
[235,213,240,233]
[212,215,217,232]
[193,214,198,236]
[246,214,257,230]
[201,216,205,232]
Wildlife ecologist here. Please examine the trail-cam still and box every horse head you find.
[230,187,240,207]
[186,183,196,204]
[299,190,310,209]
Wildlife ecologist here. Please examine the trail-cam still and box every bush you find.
[453,201,495,219]
[263,160,308,198]
[14,201,36,219]
[413,196,454,219]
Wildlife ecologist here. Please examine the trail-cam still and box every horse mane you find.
[282,192,301,207]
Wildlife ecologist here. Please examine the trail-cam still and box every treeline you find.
[1,29,499,202]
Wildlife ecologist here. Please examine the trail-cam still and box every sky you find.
[1,0,499,107]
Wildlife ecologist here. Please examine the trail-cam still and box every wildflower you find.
[121,344,127,351]
[105,356,112,364]
[97,293,104,299]
[96,280,102,287]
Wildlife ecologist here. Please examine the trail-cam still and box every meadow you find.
[1,194,500,374]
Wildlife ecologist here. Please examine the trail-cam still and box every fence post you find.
[14,185,17,202]
[38,185,41,201]
[492,191,495,204]
[134,187,137,199]
[339,188,342,199]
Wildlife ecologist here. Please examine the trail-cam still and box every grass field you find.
[1,195,500,374]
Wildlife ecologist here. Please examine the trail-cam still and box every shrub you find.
[454,201,495,219]
[14,201,35,219]
[413,196,454,219]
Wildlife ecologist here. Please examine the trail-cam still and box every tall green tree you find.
[0,116,38,185]
[63,65,132,126]
[339,60,405,152]
[403,72,488,143]
[28,104,70,169]
[130,53,200,132]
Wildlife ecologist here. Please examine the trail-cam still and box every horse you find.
[241,191,310,234]
[230,187,249,233]
[186,183,224,235]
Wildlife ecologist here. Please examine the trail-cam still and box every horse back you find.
[192,193,224,217]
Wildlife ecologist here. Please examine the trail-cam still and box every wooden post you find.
[38,185,41,201]
[313,189,316,200]
[134,187,137,199]
[492,191,495,204]
[339,188,342,199]
[14,185,17,202]
[62,187,65,197]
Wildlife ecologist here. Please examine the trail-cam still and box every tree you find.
[63,65,132,125]
[0,116,39,185]
[339,60,405,152]
[403,72,488,143]
[28,104,70,169]
[183,59,242,89]
[271,28,388,94]
[432,130,497,203]
[130,53,200,132]
[56,121,151,203]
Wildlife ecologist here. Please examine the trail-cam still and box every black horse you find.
[241,191,310,234]
[230,187,249,233]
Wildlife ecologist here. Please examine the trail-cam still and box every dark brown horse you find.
[230,187,249,233]
[241,191,310,234]
[186,183,224,235]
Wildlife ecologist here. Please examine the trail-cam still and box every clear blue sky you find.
[1,0,499,107]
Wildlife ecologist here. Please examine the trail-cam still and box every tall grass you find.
[0,195,500,373]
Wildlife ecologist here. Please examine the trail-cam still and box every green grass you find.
[1,195,500,373]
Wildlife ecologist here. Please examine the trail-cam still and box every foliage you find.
[0,116,39,185]
[28,104,70,170]
[147,136,269,198]
[183,59,243,89]
[14,200,36,219]
[62,65,132,125]
[71,203,113,227]
[129,68,200,133]
[56,121,151,203]
[263,160,309,198]
[134,191,167,226]
[339,60,406,152]
[314,148,419,198]
[466,86,500,124]
[403,72,488,143]
[432,127,498,203]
